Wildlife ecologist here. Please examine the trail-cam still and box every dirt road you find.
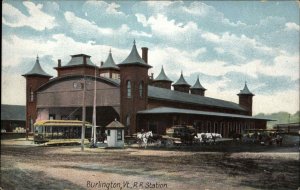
[1,139,299,190]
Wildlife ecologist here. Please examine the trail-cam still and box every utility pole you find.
[81,76,86,151]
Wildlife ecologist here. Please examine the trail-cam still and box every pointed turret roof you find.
[119,40,151,68]
[154,66,172,81]
[100,49,119,70]
[238,82,254,96]
[23,55,52,77]
[191,76,206,90]
[173,71,190,86]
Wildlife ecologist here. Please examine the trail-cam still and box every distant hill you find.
[255,111,300,128]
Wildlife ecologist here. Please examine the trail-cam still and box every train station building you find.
[23,41,270,137]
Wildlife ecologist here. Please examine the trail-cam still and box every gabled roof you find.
[23,56,52,77]
[238,82,254,96]
[148,86,245,111]
[1,104,26,121]
[154,66,172,82]
[106,120,125,129]
[191,76,206,90]
[119,40,151,68]
[138,107,272,121]
[100,50,119,70]
[172,72,190,87]
[65,54,95,67]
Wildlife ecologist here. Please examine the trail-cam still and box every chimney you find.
[58,59,61,67]
[141,47,148,64]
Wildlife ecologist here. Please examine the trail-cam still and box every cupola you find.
[172,71,190,93]
[152,66,173,89]
[237,82,255,116]
[99,49,120,79]
[190,75,206,96]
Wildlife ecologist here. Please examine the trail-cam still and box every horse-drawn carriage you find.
[163,125,197,145]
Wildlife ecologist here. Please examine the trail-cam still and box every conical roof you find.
[119,40,151,68]
[173,72,190,86]
[154,66,172,81]
[23,56,52,77]
[100,50,119,70]
[238,82,254,96]
[191,76,206,90]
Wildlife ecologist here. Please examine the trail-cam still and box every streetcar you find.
[34,120,93,145]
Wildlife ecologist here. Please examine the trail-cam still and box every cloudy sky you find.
[2,1,299,115]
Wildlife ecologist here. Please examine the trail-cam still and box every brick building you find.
[23,41,270,137]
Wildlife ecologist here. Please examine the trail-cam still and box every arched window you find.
[139,81,143,97]
[126,80,131,98]
[30,88,34,102]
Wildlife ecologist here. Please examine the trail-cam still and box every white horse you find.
[137,131,153,148]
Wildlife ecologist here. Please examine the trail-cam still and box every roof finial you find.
[133,39,136,45]
[245,81,247,85]
[109,48,111,53]
[36,54,39,61]
[181,70,183,75]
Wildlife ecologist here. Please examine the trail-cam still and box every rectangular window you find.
[112,73,119,79]
[49,114,55,120]
[100,73,110,78]
[30,89,34,102]
[107,130,110,136]
[117,129,122,141]
[127,81,131,98]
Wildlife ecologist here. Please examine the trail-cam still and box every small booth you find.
[105,120,125,148]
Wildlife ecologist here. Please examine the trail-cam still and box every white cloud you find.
[182,2,214,17]
[201,31,275,61]
[84,1,125,16]
[136,13,200,43]
[64,11,129,37]
[284,22,300,31]
[106,2,123,15]
[2,2,56,31]
[131,30,152,38]
[135,13,148,27]
[145,1,178,13]
[181,2,246,27]
[214,47,225,54]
